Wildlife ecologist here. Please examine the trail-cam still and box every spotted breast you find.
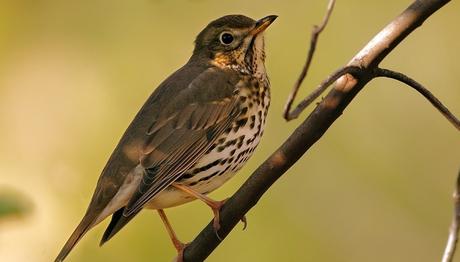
[145,73,270,209]
[143,15,272,210]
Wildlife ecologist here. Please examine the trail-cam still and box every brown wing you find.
[100,96,240,245]
[122,67,242,217]
[55,65,242,261]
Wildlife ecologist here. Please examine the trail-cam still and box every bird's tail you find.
[55,214,95,262]
[99,207,140,246]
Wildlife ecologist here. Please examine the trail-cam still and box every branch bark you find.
[442,170,460,262]
[182,0,453,261]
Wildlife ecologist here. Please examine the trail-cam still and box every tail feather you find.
[55,215,95,262]
[100,207,141,246]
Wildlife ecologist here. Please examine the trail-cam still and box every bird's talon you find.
[212,214,221,232]
[174,242,189,262]
[240,215,248,230]
[212,208,222,241]
[214,228,223,241]
[211,198,227,210]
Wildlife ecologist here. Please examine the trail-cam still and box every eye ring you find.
[219,32,234,45]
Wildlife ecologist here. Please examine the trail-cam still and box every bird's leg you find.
[157,209,188,261]
[172,183,224,232]
[172,183,247,233]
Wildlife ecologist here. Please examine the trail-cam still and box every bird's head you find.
[192,15,277,74]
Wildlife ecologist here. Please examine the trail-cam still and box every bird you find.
[55,14,277,262]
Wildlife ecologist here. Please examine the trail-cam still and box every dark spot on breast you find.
[249,115,256,129]
[178,173,194,181]
[235,153,242,162]
[197,171,219,183]
[237,136,244,148]
[225,138,238,147]
[194,159,220,174]
[191,167,202,174]
[218,165,231,176]
[237,148,249,159]
[236,118,247,128]
[206,143,217,153]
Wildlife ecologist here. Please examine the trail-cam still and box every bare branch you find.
[284,65,362,120]
[374,68,460,130]
[182,0,452,261]
[442,170,460,262]
[283,0,336,120]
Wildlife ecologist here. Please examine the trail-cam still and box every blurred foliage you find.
[0,0,459,262]
[0,189,31,219]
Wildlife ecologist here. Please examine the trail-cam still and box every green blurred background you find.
[0,0,459,261]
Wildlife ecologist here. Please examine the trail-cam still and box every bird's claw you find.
[173,242,190,262]
[210,198,248,240]
[240,215,248,230]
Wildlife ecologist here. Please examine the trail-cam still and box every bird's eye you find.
[219,32,234,45]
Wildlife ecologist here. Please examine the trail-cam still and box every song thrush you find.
[55,14,277,261]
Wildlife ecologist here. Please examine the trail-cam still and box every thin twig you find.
[182,1,451,261]
[283,0,336,120]
[286,65,362,119]
[442,170,460,262]
[374,68,460,130]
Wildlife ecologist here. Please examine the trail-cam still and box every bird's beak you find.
[249,15,278,36]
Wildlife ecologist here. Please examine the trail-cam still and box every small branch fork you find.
[442,170,460,262]
[283,0,336,120]
[182,0,458,261]
[283,0,460,130]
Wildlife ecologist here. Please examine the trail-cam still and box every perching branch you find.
[442,170,460,262]
[182,0,455,261]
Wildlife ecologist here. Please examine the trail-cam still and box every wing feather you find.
[123,68,242,217]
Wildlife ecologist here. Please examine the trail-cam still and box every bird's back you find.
[55,60,227,261]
